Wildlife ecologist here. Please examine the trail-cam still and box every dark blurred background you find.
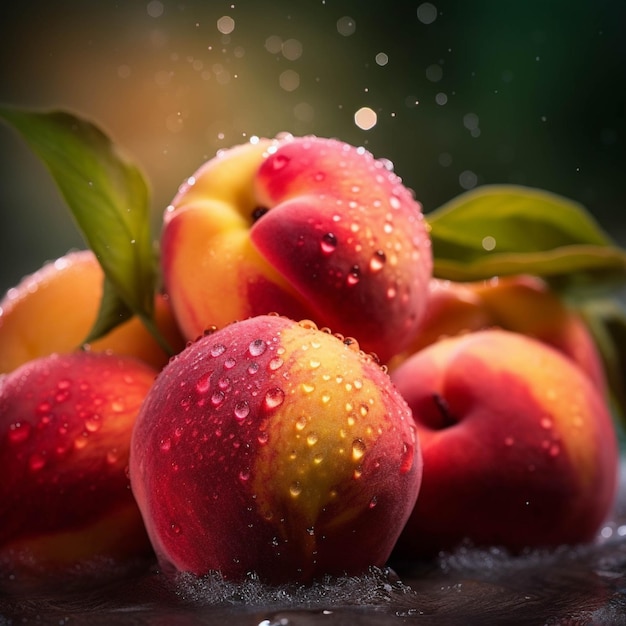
[1,0,625,294]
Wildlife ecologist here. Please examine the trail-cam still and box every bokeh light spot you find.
[354,107,377,131]
[217,16,235,35]
[146,0,164,18]
[279,69,300,91]
[417,3,438,24]
[282,39,303,61]
[375,52,389,66]
[337,16,356,36]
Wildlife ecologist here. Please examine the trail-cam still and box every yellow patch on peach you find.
[251,323,409,543]
[0,250,184,372]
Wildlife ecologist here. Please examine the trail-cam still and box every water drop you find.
[247,362,259,375]
[400,441,414,473]
[258,431,269,445]
[346,265,361,286]
[352,438,366,461]
[264,387,285,409]
[210,343,226,357]
[549,443,561,457]
[234,401,250,421]
[313,452,324,465]
[196,372,212,393]
[369,250,386,272]
[320,232,338,254]
[271,154,290,170]
[160,438,172,452]
[211,390,225,407]
[170,522,182,535]
[295,415,307,431]
[307,432,319,446]
[269,357,284,371]
[29,453,46,472]
[224,357,237,369]
[369,495,378,509]
[84,414,102,433]
[8,422,32,444]
[540,417,553,430]
[248,338,267,357]
[301,382,315,394]
[238,469,251,483]
[289,481,302,497]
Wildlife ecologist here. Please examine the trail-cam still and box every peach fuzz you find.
[0,351,158,575]
[129,314,421,584]
[392,275,607,393]
[0,249,185,374]
[160,135,432,363]
[391,329,619,558]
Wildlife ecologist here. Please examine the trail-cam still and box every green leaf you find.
[0,105,159,344]
[427,185,626,288]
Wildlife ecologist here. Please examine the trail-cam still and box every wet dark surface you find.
[2,466,626,626]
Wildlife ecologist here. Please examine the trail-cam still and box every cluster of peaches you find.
[0,134,620,586]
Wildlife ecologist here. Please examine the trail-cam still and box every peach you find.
[391,329,619,558]
[129,314,421,584]
[393,275,606,393]
[0,351,158,574]
[160,135,432,363]
[0,249,186,374]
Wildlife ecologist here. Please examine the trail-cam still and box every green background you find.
[0,0,624,294]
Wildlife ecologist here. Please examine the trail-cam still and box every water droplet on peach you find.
[84,414,102,433]
[301,383,315,394]
[264,387,285,410]
[196,372,212,393]
[29,453,46,472]
[307,432,319,446]
[8,422,32,444]
[211,390,225,407]
[269,357,284,371]
[369,495,378,509]
[238,469,251,483]
[346,266,361,286]
[210,343,227,357]
[369,250,386,272]
[271,154,290,170]
[352,438,366,461]
[295,416,307,431]
[258,431,269,445]
[400,441,414,474]
[234,401,250,421]
[224,357,237,369]
[289,481,302,497]
[248,338,267,357]
[320,232,338,254]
